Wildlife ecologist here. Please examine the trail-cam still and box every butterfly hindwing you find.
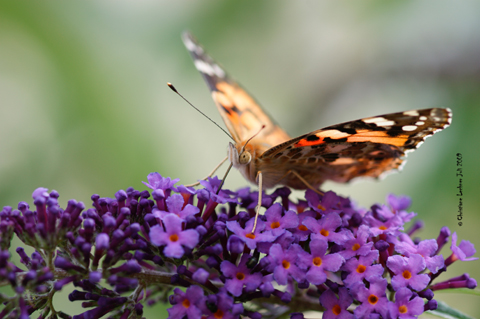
[258,108,451,186]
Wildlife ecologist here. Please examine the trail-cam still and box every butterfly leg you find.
[288,170,324,196]
[185,156,228,187]
[251,170,263,234]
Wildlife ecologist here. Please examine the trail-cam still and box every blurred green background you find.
[1,1,479,318]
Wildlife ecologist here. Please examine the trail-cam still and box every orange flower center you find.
[320,229,329,236]
[402,270,412,279]
[169,234,179,242]
[332,304,342,315]
[214,309,224,318]
[298,225,308,231]
[245,233,256,239]
[399,305,408,314]
[236,272,245,281]
[368,294,378,305]
[312,257,322,266]
[182,298,190,308]
[270,221,280,229]
[356,265,366,274]
[379,225,387,230]
[282,260,290,269]
[317,204,326,211]
[352,243,361,251]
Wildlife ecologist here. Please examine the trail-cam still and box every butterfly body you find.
[182,32,451,191]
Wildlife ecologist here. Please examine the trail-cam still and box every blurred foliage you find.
[0,1,479,317]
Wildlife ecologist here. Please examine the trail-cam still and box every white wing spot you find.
[415,121,425,126]
[403,110,420,116]
[419,116,427,121]
[213,64,226,78]
[183,37,197,51]
[402,125,417,131]
[194,60,225,77]
[363,117,395,126]
[183,37,204,55]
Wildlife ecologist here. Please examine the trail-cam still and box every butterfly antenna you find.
[168,83,235,141]
[240,125,266,153]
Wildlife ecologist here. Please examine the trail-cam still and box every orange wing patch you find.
[294,130,410,148]
[211,81,291,149]
[294,130,350,147]
[345,132,408,146]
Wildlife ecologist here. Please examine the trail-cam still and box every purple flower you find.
[153,194,199,221]
[142,172,179,192]
[395,235,444,273]
[32,187,49,200]
[350,277,389,318]
[289,210,315,241]
[305,190,341,214]
[341,251,383,287]
[386,194,416,223]
[387,254,430,291]
[95,233,110,250]
[363,208,403,237]
[200,289,243,319]
[149,214,199,258]
[387,287,424,319]
[303,213,350,245]
[436,226,451,253]
[319,287,354,319]
[2,172,478,318]
[267,243,305,285]
[338,225,374,260]
[430,274,478,291]
[259,274,274,296]
[387,194,412,211]
[192,268,210,284]
[446,232,478,265]
[263,203,299,237]
[297,239,344,285]
[226,219,276,250]
[244,190,275,210]
[200,176,237,204]
[167,285,204,319]
[220,254,262,296]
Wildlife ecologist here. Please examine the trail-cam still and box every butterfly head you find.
[228,142,253,168]
[228,124,265,167]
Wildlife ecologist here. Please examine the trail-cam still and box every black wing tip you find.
[439,107,452,126]
[182,31,202,54]
[181,31,195,42]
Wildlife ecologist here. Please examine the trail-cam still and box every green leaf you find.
[426,300,476,319]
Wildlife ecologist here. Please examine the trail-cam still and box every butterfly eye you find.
[239,151,252,165]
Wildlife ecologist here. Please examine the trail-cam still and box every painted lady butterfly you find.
[180,32,451,196]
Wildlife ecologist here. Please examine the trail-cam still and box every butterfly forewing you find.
[182,32,290,150]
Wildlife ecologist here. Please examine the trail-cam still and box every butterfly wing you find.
[182,32,290,149]
[258,108,452,189]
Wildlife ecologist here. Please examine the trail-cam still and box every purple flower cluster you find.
[0,172,477,319]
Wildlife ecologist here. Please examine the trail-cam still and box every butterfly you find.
[180,32,451,200]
